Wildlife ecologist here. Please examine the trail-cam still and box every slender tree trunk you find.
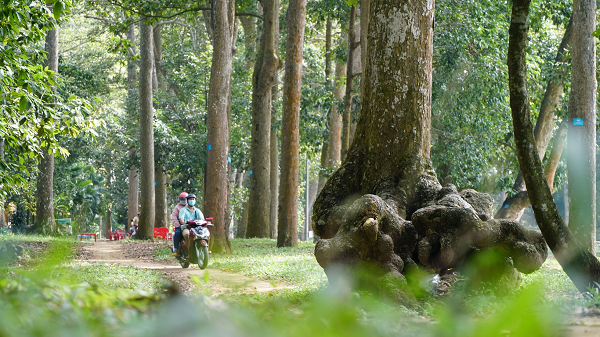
[138,17,155,240]
[328,60,345,167]
[240,16,257,69]
[247,0,280,238]
[360,0,370,93]
[33,27,58,235]
[496,17,573,219]
[205,0,235,253]
[341,5,357,161]
[153,23,168,230]
[278,0,307,247]
[126,23,139,233]
[507,0,600,293]
[155,167,167,228]
[270,79,280,239]
[567,0,597,254]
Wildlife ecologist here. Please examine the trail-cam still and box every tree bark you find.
[317,19,334,194]
[33,27,58,235]
[247,0,280,238]
[341,5,357,161]
[239,16,257,69]
[126,23,139,233]
[567,0,597,254]
[507,0,600,293]
[278,0,307,247]
[496,17,573,219]
[328,60,345,168]
[360,0,370,94]
[205,0,235,253]
[138,17,155,240]
[270,79,280,239]
[155,167,168,228]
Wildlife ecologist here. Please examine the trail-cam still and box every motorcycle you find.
[177,217,213,269]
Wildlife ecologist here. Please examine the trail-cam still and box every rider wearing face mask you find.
[171,192,188,256]
[178,193,205,256]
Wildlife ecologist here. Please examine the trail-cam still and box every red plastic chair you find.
[154,227,169,240]
[115,229,126,240]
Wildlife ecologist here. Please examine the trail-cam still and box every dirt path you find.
[77,240,293,296]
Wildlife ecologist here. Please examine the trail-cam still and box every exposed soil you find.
[75,239,293,296]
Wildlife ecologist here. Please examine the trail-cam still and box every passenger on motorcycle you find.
[178,193,205,256]
[171,192,188,256]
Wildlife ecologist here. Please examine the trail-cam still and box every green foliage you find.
[0,0,93,199]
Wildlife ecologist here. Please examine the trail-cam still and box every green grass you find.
[210,238,327,290]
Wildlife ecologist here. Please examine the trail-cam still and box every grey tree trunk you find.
[270,79,280,239]
[153,23,168,230]
[33,27,58,235]
[341,5,358,161]
[239,16,257,69]
[247,0,281,238]
[507,0,600,293]
[126,23,139,232]
[318,19,333,194]
[205,0,235,253]
[567,0,597,254]
[155,167,168,228]
[496,17,573,219]
[360,0,370,91]
[328,60,345,168]
[138,17,155,239]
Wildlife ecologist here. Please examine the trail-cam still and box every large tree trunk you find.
[270,79,280,239]
[205,0,235,253]
[126,23,139,233]
[33,27,58,235]
[277,0,307,247]
[341,6,358,161]
[567,0,597,254]
[138,17,155,240]
[247,0,280,238]
[507,0,600,293]
[496,17,573,220]
[313,0,548,301]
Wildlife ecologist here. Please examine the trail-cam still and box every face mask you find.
[180,200,187,206]
[188,200,196,207]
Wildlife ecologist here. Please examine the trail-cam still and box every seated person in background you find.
[171,192,188,256]
[178,194,205,256]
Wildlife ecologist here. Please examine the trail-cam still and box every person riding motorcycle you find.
[171,192,188,256]
[177,194,205,257]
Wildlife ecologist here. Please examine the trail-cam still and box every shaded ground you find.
[76,240,293,296]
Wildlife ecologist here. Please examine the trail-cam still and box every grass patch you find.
[210,238,327,291]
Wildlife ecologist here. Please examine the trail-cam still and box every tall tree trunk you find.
[314,0,548,302]
[126,23,139,233]
[507,0,600,293]
[318,19,333,194]
[155,167,167,228]
[328,60,345,168]
[33,26,58,235]
[239,16,257,69]
[270,79,280,239]
[278,0,307,247]
[359,0,370,93]
[205,0,235,253]
[496,17,573,219]
[138,17,155,239]
[153,23,168,230]
[567,0,597,254]
[247,0,280,238]
[341,5,357,161]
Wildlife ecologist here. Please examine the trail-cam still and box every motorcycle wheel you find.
[195,241,209,270]
[178,246,190,268]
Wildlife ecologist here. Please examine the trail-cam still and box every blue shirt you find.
[179,206,204,225]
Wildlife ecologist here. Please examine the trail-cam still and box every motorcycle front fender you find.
[199,239,208,247]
